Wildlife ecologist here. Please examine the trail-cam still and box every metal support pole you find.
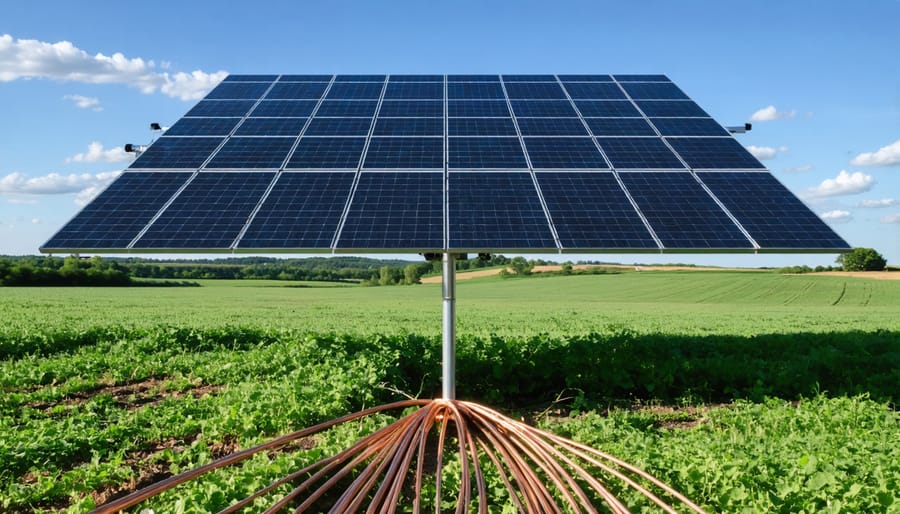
[441,252,456,400]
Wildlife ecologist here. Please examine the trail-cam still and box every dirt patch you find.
[28,377,224,413]
[420,263,757,283]
[812,271,900,281]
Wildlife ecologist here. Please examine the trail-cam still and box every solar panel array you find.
[42,74,850,254]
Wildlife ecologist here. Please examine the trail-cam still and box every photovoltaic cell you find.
[667,137,765,169]
[250,100,317,117]
[338,172,443,249]
[224,75,278,82]
[165,117,242,136]
[510,100,577,117]
[448,100,509,117]
[614,74,669,82]
[448,75,500,82]
[557,74,613,82]
[504,82,567,100]
[524,138,608,169]
[621,82,689,100]
[186,100,256,117]
[266,82,329,99]
[373,118,443,136]
[619,172,752,248]
[279,74,333,82]
[585,118,656,136]
[698,172,850,249]
[336,75,386,82]
[575,100,641,117]
[562,82,627,100]
[447,82,505,100]
[205,137,296,169]
[448,118,517,136]
[234,118,308,136]
[363,137,443,169]
[635,100,709,117]
[516,117,589,136]
[304,117,373,136]
[449,138,527,169]
[596,137,685,169]
[325,82,384,100]
[502,75,556,82]
[133,172,274,249]
[650,118,729,136]
[379,100,444,117]
[449,172,556,249]
[42,172,191,250]
[390,75,443,82]
[239,172,353,248]
[316,101,378,117]
[131,137,224,169]
[287,137,367,169]
[536,172,657,249]
[384,82,443,100]
[205,82,271,100]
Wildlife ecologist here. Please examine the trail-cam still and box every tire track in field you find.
[831,282,847,306]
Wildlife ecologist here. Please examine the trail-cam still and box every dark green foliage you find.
[837,247,888,271]
[0,255,129,286]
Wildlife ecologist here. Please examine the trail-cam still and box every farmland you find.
[1,270,899,512]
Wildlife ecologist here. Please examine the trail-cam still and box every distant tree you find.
[837,248,887,271]
[403,264,422,285]
[509,257,533,276]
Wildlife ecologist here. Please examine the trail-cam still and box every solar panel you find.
[42,74,850,255]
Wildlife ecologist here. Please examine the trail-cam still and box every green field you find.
[1,271,899,512]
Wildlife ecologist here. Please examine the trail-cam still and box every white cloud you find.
[74,185,105,206]
[65,142,131,163]
[850,139,900,167]
[749,105,797,122]
[0,170,120,195]
[820,210,852,222]
[0,34,227,100]
[6,197,38,205]
[785,164,813,173]
[881,213,900,224]
[746,145,788,160]
[31,218,41,224]
[63,94,102,111]
[802,170,875,199]
[858,198,897,208]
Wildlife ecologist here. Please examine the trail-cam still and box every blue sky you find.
[2,1,898,266]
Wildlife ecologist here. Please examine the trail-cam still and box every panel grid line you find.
[443,74,450,250]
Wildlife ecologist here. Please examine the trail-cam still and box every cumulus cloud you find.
[819,210,852,222]
[858,198,897,208]
[0,170,120,195]
[746,145,788,160]
[0,34,227,100]
[881,213,900,224]
[65,142,130,163]
[850,139,900,167]
[749,105,797,122]
[785,164,813,173]
[63,94,102,111]
[802,170,875,199]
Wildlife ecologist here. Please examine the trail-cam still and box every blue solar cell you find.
[265,82,329,100]
[42,172,191,250]
[636,100,709,117]
[574,100,641,117]
[130,137,224,169]
[562,82,627,100]
[338,173,444,249]
[239,172,353,248]
[622,82,689,100]
[378,100,444,117]
[363,137,443,169]
[650,118,728,136]
[448,118,517,136]
[504,82,567,100]
[449,172,556,249]
[336,75,386,82]
[516,118,589,136]
[448,100,509,117]
[585,118,656,136]
[234,118,308,136]
[510,100,577,117]
[287,137,367,169]
[447,82,505,100]
[596,137,685,169]
[557,74,613,82]
[524,137,608,169]
[205,82,271,100]
[448,75,500,82]
[667,137,765,169]
[134,172,274,249]
[536,172,657,249]
[325,82,384,100]
[224,75,278,82]
[373,118,443,136]
[389,74,444,82]
[186,100,256,117]
[304,117,373,136]
[698,172,850,249]
[165,117,241,136]
[278,74,333,82]
[619,172,752,248]
[614,74,670,82]
[250,100,317,117]
[502,75,557,82]
[316,101,378,117]
[384,82,444,99]
[205,137,296,169]
[449,138,527,169]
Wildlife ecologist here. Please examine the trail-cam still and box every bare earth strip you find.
[813,271,900,280]
[420,264,761,284]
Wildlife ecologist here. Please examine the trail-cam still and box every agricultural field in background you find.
[1,270,899,512]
